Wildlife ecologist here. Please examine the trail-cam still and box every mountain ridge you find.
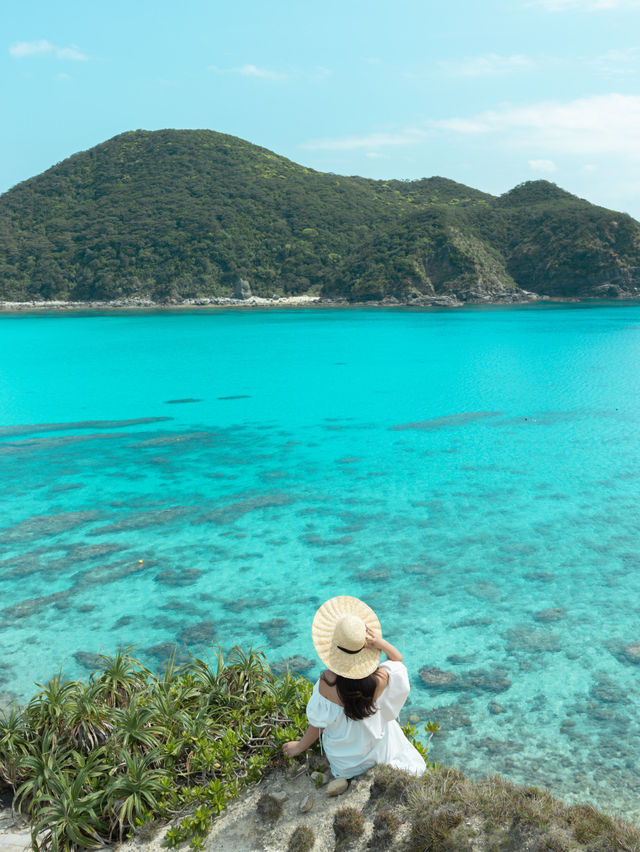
[1,128,639,304]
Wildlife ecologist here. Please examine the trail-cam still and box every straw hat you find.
[311,595,381,678]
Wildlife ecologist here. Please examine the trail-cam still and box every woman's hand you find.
[282,740,302,758]
[365,625,403,662]
[365,625,383,650]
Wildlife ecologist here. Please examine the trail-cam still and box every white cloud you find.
[531,0,640,9]
[300,129,427,151]
[432,94,640,158]
[9,39,52,57]
[55,45,88,61]
[434,118,491,134]
[443,54,535,77]
[209,63,285,80]
[529,158,558,172]
[312,66,332,80]
[9,39,88,60]
[236,64,285,80]
[593,47,640,74]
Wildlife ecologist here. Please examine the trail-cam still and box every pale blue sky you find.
[3,0,640,216]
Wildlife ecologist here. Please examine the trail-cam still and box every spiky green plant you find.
[106,748,169,839]
[30,764,107,851]
[91,646,148,708]
[27,674,77,735]
[14,731,75,815]
[110,695,164,753]
[145,670,196,736]
[64,681,113,752]
[0,705,31,786]
[0,646,337,850]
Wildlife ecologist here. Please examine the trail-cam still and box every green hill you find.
[1,129,639,303]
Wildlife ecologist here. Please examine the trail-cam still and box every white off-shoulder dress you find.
[306,660,426,779]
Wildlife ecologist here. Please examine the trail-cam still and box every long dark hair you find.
[322,671,378,721]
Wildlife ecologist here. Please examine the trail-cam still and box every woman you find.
[282,595,425,779]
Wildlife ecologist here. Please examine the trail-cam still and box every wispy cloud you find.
[432,94,640,158]
[9,39,88,60]
[442,53,535,77]
[209,63,286,80]
[300,129,427,151]
[593,47,640,74]
[312,66,332,81]
[435,49,639,79]
[235,64,285,80]
[301,94,640,170]
[529,158,558,172]
[530,0,640,10]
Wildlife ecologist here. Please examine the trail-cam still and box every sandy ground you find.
[0,804,29,852]
[117,762,385,852]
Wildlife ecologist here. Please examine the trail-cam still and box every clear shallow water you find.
[1,305,640,817]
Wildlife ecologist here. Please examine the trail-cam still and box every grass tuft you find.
[378,764,640,852]
[369,764,416,805]
[333,805,365,845]
[407,804,465,852]
[368,807,400,849]
[256,792,283,822]
[565,803,617,844]
[287,823,315,852]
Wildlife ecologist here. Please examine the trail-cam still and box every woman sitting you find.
[282,595,425,780]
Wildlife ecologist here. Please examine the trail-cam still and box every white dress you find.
[306,660,426,779]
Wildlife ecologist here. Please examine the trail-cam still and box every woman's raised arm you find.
[365,625,403,662]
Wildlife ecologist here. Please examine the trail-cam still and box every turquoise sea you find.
[1,304,640,817]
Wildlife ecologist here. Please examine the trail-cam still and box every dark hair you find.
[322,671,378,721]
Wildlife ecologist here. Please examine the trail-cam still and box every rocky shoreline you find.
[0,291,548,313]
[4,289,640,314]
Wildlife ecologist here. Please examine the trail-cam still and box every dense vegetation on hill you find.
[0,129,639,303]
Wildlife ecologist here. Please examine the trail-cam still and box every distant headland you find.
[1,128,639,306]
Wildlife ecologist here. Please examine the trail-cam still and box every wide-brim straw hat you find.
[312,595,381,679]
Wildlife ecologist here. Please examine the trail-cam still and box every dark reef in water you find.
[0,417,173,438]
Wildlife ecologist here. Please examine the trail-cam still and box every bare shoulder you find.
[319,669,335,684]
[375,665,389,681]
[318,670,342,705]
[374,666,389,700]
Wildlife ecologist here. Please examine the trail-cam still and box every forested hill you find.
[1,128,639,304]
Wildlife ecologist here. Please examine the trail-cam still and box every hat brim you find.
[312,595,382,679]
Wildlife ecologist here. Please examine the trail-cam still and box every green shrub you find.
[0,645,312,850]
